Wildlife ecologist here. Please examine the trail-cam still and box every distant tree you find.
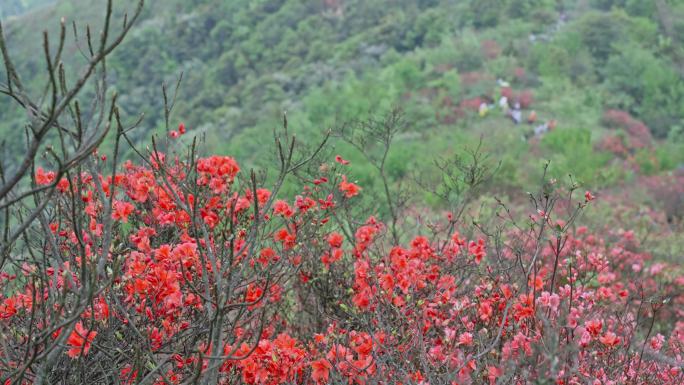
[507,0,555,19]
[603,43,684,138]
[576,11,626,64]
[0,0,55,18]
[589,0,625,11]
[469,0,505,28]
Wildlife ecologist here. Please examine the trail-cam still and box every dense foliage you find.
[2,0,683,199]
[0,0,54,18]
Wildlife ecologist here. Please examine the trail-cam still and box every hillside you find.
[0,0,55,18]
[2,0,683,213]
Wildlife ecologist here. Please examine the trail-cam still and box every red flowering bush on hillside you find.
[1,126,684,385]
[459,97,484,113]
[642,173,684,224]
[296,206,684,384]
[602,110,653,150]
[596,134,629,157]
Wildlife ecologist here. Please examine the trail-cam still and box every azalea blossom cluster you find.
[1,146,683,385]
[297,218,684,385]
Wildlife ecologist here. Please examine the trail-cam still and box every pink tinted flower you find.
[599,332,620,347]
[585,191,595,202]
[579,330,592,347]
[335,155,350,165]
[537,291,560,312]
[458,332,473,346]
[112,201,135,223]
[649,334,665,351]
[585,319,603,337]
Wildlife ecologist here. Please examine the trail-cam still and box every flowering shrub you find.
[1,133,683,385]
[459,97,485,113]
[596,134,629,157]
[602,109,653,150]
[298,216,684,384]
[642,173,684,224]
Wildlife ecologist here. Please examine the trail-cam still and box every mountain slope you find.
[1,0,683,201]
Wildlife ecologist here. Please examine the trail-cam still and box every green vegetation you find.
[2,0,683,210]
[0,0,55,18]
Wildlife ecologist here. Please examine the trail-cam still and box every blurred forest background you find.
[1,0,684,242]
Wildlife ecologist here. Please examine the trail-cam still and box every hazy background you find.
[1,0,683,228]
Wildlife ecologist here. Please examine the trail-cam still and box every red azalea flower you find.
[66,322,97,358]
